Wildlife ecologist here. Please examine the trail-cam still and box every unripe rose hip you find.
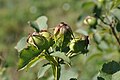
[98,0,104,4]
[27,32,48,50]
[39,31,50,39]
[84,16,97,28]
[40,31,54,47]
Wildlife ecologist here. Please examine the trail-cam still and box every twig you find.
[98,17,110,25]
[99,16,120,46]
[110,24,120,46]
[106,15,120,46]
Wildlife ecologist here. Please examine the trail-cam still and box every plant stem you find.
[54,58,61,80]
[110,24,120,46]
[66,50,72,56]
[45,50,61,80]
[105,15,120,46]
[99,17,120,46]
[55,66,58,80]
[45,51,58,65]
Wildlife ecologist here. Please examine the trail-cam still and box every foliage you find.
[1,0,120,80]
[15,16,89,80]
[15,0,120,79]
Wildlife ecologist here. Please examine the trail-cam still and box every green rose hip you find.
[32,35,48,50]
[28,32,48,50]
[84,16,97,28]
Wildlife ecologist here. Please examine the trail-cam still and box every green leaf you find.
[15,37,28,52]
[37,65,51,79]
[97,71,112,80]
[51,51,70,64]
[97,61,120,80]
[18,45,42,70]
[116,22,120,32]
[111,0,120,9]
[111,9,120,21]
[60,66,78,80]
[25,54,45,71]
[97,77,105,80]
[36,16,48,31]
[29,16,48,32]
[28,21,40,32]
[101,61,120,74]
[81,1,95,10]
[93,5,102,18]
[69,39,89,54]
[112,71,120,80]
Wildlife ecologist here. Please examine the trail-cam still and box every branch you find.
[99,17,120,46]
[110,24,120,46]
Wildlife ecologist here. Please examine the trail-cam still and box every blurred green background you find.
[0,0,120,80]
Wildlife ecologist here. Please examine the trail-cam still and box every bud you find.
[54,22,73,40]
[54,22,73,52]
[40,31,54,47]
[39,31,50,39]
[69,37,89,53]
[27,32,48,50]
[84,16,97,28]
[54,22,73,39]
[98,0,104,4]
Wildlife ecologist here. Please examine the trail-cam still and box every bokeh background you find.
[0,0,120,80]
